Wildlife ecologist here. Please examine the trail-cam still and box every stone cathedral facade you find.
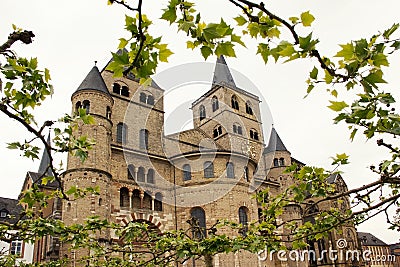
[24,56,360,266]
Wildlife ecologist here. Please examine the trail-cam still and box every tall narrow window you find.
[212,96,219,111]
[279,158,285,166]
[128,164,135,180]
[82,100,90,114]
[233,125,237,133]
[183,164,191,181]
[231,95,239,110]
[147,95,155,105]
[147,169,155,184]
[113,83,121,94]
[204,161,214,178]
[120,187,129,208]
[139,92,147,103]
[139,129,149,149]
[106,106,112,119]
[245,102,253,115]
[143,192,152,210]
[75,101,82,114]
[213,125,222,138]
[154,192,163,211]
[273,158,279,167]
[226,162,235,178]
[238,206,248,236]
[244,166,249,181]
[250,129,259,141]
[140,92,147,103]
[132,189,141,209]
[137,167,145,182]
[199,105,206,120]
[121,86,129,97]
[117,123,127,143]
[237,126,243,135]
[190,207,206,239]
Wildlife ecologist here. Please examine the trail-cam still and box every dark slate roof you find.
[0,197,23,224]
[37,134,54,177]
[264,127,288,154]
[212,56,236,88]
[326,173,339,184]
[358,232,388,246]
[74,66,110,95]
[28,171,59,189]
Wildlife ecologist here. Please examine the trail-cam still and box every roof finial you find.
[94,60,97,66]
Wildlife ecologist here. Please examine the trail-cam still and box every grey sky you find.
[1,0,399,244]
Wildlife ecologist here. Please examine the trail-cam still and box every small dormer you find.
[0,209,8,218]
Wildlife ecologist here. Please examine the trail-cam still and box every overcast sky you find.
[1,0,400,244]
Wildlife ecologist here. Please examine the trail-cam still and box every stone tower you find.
[62,65,114,259]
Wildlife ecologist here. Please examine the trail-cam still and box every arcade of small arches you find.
[273,157,286,167]
[75,100,112,120]
[112,82,155,106]
[182,161,246,181]
[127,164,155,184]
[119,187,163,212]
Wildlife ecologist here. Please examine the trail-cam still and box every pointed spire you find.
[264,127,288,154]
[212,56,236,88]
[38,134,54,177]
[74,65,109,95]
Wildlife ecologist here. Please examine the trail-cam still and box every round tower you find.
[62,65,114,262]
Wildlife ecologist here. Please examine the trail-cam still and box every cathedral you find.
[22,56,360,266]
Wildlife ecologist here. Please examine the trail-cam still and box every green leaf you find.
[309,66,318,80]
[328,101,348,112]
[161,7,177,24]
[234,16,247,26]
[335,43,354,60]
[200,46,213,60]
[324,69,333,84]
[300,11,315,27]
[383,23,399,39]
[118,38,128,49]
[215,42,236,57]
[231,34,246,47]
[289,17,299,24]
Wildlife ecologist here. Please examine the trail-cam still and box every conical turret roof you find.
[38,134,54,177]
[74,66,109,95]
[212,56,236,88]
[264,127,288,154]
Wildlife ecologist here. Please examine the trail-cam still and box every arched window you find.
[245,102,253,115]
[190,207,206,239]
[244,166,249,181]
[66,203,71,212]
[113,83,121,94]
[106,106,112,119]
[183,164,191,181]
[132,189,141,209]
[139,129,149,149]
[75,101,82,114]
[213,125,222,138]
[273,158,279,167]
[140,92,147,103]
[204,161,214,178]
[98,198,102,206]
[238,206,249,236]
[199,105,206,120]
[137,167,145,182]
[233,124,243,135]
[147,95,154,105]
[226,162,235,178]
[249,129,259,141]
[120,187,129,208]
[82,100,90,114]
[279,158,285,166]
[128,164,135,180]
[121,86,129,97]
[231,95,239,110]
[117,123,127,143]
[143,192,152,210]
[147,169,155,184]
[154,193,163,211]
[212,96,219,112]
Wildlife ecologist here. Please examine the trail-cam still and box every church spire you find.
[38,134,54,177]
[264,127,288,154]
[74,65,110,95]
[212,56,236,88]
